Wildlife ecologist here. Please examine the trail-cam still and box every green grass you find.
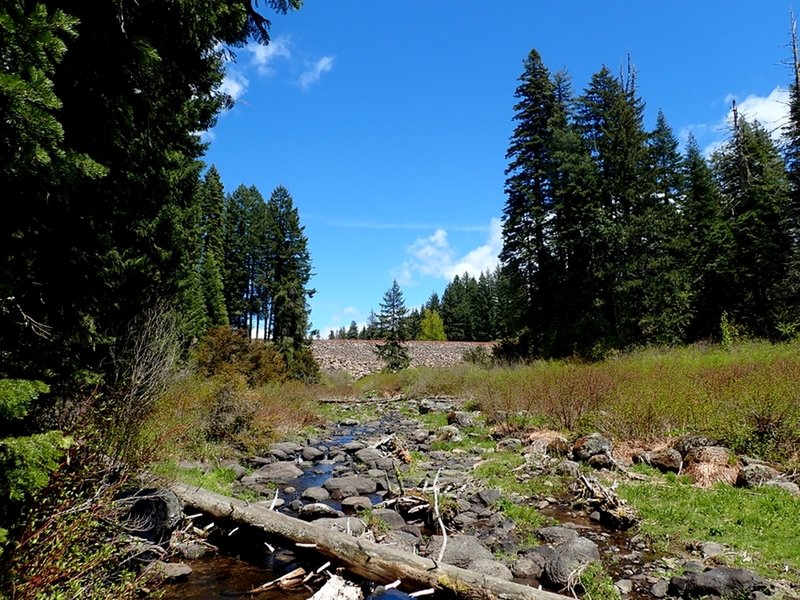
[618,476,800,581]
[151,460,261,502]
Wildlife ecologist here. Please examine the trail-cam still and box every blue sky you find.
[202,1,795,337]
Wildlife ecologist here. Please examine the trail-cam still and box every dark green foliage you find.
[375,280,411,372]
[0,379,70,557]
[711,115,791,338]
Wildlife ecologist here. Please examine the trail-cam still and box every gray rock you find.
[447,411,475,427]
[536,526,579,545]
[301,486,330,502]
[437,425,462,442]
[302,446,325,461]
[339,418,359,426]
[323,476,378,495]
[511,553,546,579]
[685,445,735,466]
[341,496,373,511]
[615,579,633,595]
[649,448,683,473]
[342,441,366,453]
[248,461,303,483]
[284,486,296,494]
[650,580,669,598]
[173,541,210,560]
[572,433,613,461]
[477,488,501,506]
[669,567,767,599]
[411,429,430,443]
[418,399,454,414]
[426,535,493,568]
[672,435,716,459]
[469,558,513,580]
[299,503,342,520]
[736,463,780,488]
[681,560,705,574]
[217,460,247,479]
[355,447,384,465]
[145,561,193,582]
[497,438,523,451]
[544,537,601,587]
[452,512,478,529]
[269,441,303,456]
[372,509,406,530]
[588,453,615,470]
[381,530,419,553]
[701,541,725,558]
[554,459,580,477]
[762,478,800,496]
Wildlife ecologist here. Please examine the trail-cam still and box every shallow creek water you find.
[163,412,650,599]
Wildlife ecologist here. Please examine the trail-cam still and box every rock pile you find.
[311,340,494,379]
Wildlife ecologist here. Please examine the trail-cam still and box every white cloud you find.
[700,86,790,156]
[725,87,789,137]
[219,70,249,102]
[400,217,502,284]
[246,36,291,75]
[299,56,335,89]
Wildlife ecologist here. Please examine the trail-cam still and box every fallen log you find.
[170,483,568,600]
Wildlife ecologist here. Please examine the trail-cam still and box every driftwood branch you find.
[170,483,568,600]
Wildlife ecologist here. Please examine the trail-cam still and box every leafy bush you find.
[195,327,287,385]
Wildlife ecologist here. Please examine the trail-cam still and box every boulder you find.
[125,488,182,544]
[355,447,384,465]
[544,537,601,587]
[669,567,767,599]
[511,553,546,579]
[497,438,523,451]
[648,448,683,473]
[437,425,462,442]
[762,479,800,496]
[736,463,779,488]
[314,516,367,536]
[247,461,303,483]
[144,561,192,582]
[302,446,325,461]
[672,435,716,459]
[341,496,373,511]
[372,509,406,530]
[572,433,612,462]
[299,503,343,520]
[381,530,419,553]
[323,476,378,495]
[425,534,493,568]
[535,526,579,545]
[301,486,330,502]
[447,411,475,427]
[469,558,513,581]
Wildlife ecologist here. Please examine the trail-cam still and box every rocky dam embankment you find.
[311,340,494,378]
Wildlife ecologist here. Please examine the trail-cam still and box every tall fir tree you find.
[711,112,792,337]
[501,49,559,353]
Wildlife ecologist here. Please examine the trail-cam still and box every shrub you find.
[195,327,287,386]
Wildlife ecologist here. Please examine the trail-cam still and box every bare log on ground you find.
[171,483,568,600]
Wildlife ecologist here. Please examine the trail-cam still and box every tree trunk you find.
[170,484,568,600]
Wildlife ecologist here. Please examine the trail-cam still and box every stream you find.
[160,402,657,599]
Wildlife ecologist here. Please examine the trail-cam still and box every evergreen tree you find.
[198,166,228,327]
[346,321,359,339]
[265,186,314,353]
[711,112,792,337]
[501,49,559,352]
[375,280,410,371]
[419,309,446,341]
[682,134,726,339]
